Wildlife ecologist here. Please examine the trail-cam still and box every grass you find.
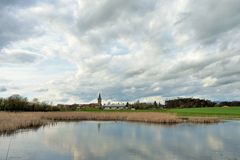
[166,106,240,118]
[78,106,240,118]
[0,111,220,135]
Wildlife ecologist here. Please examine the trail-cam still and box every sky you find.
[0,0,240,104]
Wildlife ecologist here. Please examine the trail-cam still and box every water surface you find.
[0,121,240,160]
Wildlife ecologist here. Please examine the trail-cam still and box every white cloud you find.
[202,77,217,87]
[0,0,240,103]
[207,135,224,151]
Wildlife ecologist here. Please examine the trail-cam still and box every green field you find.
[166,106,240,118]
[78,106,240,118]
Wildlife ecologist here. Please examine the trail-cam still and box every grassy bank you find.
[166,106,240,118]
[0,112,220,135]
[80,106,240,117]
[78,106,240,118]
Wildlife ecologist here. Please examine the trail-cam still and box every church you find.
[99,93,128,110]
[97,93,102,106]
[77,93,128,110]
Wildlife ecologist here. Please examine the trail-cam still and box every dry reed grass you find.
[187,117,220,123]
[41,112,183,124]
[0,112,48,135]
[0,112,220,135]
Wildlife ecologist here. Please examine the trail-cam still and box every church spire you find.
[98,93,101,100]
[98,93,102,106]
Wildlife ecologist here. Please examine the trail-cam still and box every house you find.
[102,103,128,110]
[78,93,102,109]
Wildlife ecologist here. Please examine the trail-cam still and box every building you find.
[58,93,130,110]
[79,93,102,109]
[98,94,130,110]
[98,93,102,106]
[102,103,128,110]
[57,104,80,110]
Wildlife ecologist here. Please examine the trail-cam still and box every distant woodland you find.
[0,94,239,111]
[0,94,59,111]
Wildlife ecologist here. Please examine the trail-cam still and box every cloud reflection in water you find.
[41,121,240,160]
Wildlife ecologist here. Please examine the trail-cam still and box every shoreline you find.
[0,112,221,135]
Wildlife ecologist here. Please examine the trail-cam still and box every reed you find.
[187,117,220,123]
[0,112,220,135]
[41,112,183,124]
[0,112,47,135]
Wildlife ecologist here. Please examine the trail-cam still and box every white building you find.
[102,103,128,110]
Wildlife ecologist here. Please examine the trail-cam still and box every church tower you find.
[98,93,102,106]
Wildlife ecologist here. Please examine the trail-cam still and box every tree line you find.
[1,94,239,111]
[128,98,217,109]
[217,101,240,106]
[129,98,218,109]
[0,94,59,111]
[164,98,216,108]
[127,101,164,110]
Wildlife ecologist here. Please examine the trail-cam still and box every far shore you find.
[0,112,220,135]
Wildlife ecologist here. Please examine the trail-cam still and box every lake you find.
[0,121,240,160]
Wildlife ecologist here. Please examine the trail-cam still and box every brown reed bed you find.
[0,112,48,135]
[187,117,220,123]
[41,112,182,123]
[0,112,220,135]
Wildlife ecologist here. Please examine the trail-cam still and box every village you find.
[57,93,135,111]
[56,93,225,111]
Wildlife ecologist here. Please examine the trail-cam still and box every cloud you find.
[0,49,43,64]
[0,6,42,49]
[202,77,217,87]
[207,135,224,151]
[0,86,7,92]
[77,0,157,32]
[35,88,49,93]
[0,0,239,103]
[41,121,237,160]
[176,0,240,45]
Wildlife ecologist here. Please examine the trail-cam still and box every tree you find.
[0,98,4,110]
[5,94,28,111]
[0,95,56,111]
[165,98,216,108]
[33,98,39,104]
[153,101,158,108]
